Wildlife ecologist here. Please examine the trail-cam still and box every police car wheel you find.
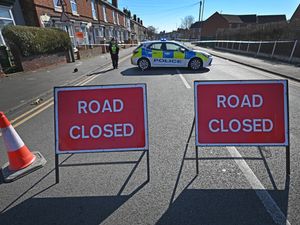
[189,58,203,70]
[138,58,150,70]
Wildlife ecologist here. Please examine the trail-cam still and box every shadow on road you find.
[157,188,289,225]
[87,68,114,76]
[121,67,210,76]
[0,151,149,225]
[0,195,130,225]
[162,119,290,225]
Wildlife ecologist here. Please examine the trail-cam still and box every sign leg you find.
[55,154,59,183]
[286,145,290,177]
[196,146,199,175]
[146,150,150,182]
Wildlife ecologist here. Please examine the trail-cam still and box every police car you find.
[131,40,212,70]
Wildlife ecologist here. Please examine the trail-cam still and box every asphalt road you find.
[0,53,299,225]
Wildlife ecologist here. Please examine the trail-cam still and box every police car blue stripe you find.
[185,51,196,59]
[163,51,174,58]
[142,48,152,57]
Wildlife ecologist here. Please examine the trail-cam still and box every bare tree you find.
[180,15,195,29]
[147,26,158,40]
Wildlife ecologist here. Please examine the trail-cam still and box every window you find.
[0,6,15,45]
[149,43,162,50]
[166,43,181,51]
[116,13,119,25]
[53,0,62,12]
[109,27,113,37]
[70,0,78,15]
[102,5,107,22]
[91,0,97,20]
[94,27,104,38]
[112,11,116,24]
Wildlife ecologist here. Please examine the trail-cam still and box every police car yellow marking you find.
[132,48,142,59]
[196,53,208,62]
[174,51,185,59]
[152,50,163,59]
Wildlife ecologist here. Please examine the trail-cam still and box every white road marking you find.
[227,146,291,225]
[176,69,191,89]
[75,62,82,66]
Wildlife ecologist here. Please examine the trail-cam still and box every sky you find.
[118,0,300,32]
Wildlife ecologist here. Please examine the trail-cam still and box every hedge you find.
[2,25,71,57]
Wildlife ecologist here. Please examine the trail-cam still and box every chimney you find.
[112,0,118,8]
[141,20,143,25]
[133,14,137,21]
[137,18,140,23]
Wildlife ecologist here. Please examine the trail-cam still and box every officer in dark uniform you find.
[108,38,120,69]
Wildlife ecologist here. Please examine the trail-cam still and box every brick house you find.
[291,4,300,22]
[190,12,287,40]
[130,14,147,42]
[4,0,146,48]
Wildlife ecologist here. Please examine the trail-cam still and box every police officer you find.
[108,38,119,69]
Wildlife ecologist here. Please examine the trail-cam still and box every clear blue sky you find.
[118,0,299,32]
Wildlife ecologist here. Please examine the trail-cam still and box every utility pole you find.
[201,0,205,22]
[198,0,206,41]
[198,1,202,22]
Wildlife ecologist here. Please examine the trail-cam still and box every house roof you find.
[291,4,300,21]
[238,15,257,23]
[221,14,244,24]
[257,15,286,24]
[190,21,203,29]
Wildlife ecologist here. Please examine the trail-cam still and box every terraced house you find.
[0,0,147,48]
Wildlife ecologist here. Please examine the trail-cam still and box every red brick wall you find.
[98,3,104,21]
[77,45,104,58]
[202,13,229,38]
[34,0,53,9]
[21,52,67,72]
[119,13,125,27]
[22,0,126,27]
[106,6,114,24]
[32,0,96,25]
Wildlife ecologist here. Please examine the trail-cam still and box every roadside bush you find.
[2,25,71,57]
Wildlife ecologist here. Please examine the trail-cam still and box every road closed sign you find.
[54,84,148,153]
[194,80,288,146]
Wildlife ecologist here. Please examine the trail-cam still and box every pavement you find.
[0,46,136,114]
[187,43,300,82]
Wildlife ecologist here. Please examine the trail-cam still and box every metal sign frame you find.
[193,79,290,176]
[54,84,149,183]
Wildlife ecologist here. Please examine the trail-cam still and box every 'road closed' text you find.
[209,94,274,133]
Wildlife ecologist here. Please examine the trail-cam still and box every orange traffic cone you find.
[0,112,46,182]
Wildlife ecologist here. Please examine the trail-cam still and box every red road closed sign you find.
[54,84,148,153]
[194,80,288,146]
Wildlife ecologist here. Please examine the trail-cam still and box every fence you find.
[193,40,300,64]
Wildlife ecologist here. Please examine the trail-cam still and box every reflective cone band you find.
[0,112,36,171]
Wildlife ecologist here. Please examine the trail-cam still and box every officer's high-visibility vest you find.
[111,44,117,54]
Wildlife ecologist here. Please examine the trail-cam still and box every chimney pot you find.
[112,0,118,8]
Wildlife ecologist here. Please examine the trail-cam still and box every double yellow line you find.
[9,55,131,129]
